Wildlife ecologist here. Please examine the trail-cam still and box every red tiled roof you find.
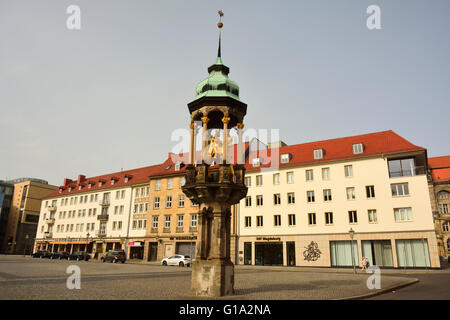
[43,163,167,199]
[244,130,425,171]
[428,156,450,182]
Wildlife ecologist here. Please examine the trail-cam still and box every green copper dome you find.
[194,33,240,101]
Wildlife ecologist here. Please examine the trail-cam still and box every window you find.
[394,207,412,222]
[116,191,120,199]
[438,191,450,199]
[346,187,355,200]
[366,186,375,198]
[287,192,295,204]
[281,153,290,164]
[287,172,294,184]
[166,196,172,208]
[152,216,158,229]
[274,215,281,226]
[439,204,449,214]
[307,191,315,203]
[349,211,358,224]
[256,216,263,227]
[344,165,353,177]
[134,204,138,213]
[308,213,316,225]
[245,196,252,207]
[167,178,173,190]
[155,179,161,191]
[288,214,296,226]
[352,143,364,154]
[180,176,186,187]
[274,194,281,205]
[164,216,171,228]
[178,195,185,207]
[120,205,124,214]
[154,197,160,209]
[256,175,263,186]
[112,222,117,230]
[175,162,181,171]
[245,177,251,187]
[252,158,261,167]
[245,216,251,227]
[114,206,118,215]
[191,214,197,228]
[256,195,263,206]
[388,158,416,177]
[306,170,314,181]
[177,215,184,228]
[368,209,377,223]
[322,168,330,180]
[118,221,123,230]
[325,212,333,225]
[314,149,324,159]
[323,189,332,201]
[391,183,409,197]
[443,222,449,232]
[273,173,280,185]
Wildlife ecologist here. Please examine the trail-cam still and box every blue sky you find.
[1,0,449,185]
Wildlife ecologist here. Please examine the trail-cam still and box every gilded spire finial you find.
[217,10,224,28]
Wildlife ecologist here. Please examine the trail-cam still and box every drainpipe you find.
[124,187,134,259]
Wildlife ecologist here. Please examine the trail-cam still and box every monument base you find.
[191,259,234,297]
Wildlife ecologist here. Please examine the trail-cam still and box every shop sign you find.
[256,237,281,241]
[129,241,142,247]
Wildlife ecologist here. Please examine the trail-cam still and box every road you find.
[0,255,447,300]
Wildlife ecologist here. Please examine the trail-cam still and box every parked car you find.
[32,250,51,258]
[161,254,192,267]
[50,251,70,260]
[68,251,91,261]
[101,251,126,263]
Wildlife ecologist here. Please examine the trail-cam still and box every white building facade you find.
[237,131,440,269]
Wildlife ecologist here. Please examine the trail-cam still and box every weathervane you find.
[218,10,224,28]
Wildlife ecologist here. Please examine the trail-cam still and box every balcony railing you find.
[97,214,109,221]
[45,218,55,224]
[95,230,106,237]
[44,232,53,238]
[48,205,57,212]
[99,198,110,206]
[388,166,425,178]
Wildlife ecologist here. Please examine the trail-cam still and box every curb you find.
[335,278,420,300]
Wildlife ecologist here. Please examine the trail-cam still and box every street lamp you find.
[86,233,90,254]
[190,232,194,267]
[349,228,356,274]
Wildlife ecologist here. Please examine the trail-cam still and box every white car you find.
[161,254,192,267]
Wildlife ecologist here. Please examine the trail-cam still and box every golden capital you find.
[189,122,195,129]
[222,116,231,124]
[201,116,210,124]
[237,123,245,129]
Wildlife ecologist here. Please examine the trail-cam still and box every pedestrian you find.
[361,257,370,270]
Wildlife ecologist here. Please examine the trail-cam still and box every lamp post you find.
[349,228,356,274]
[190,232,194,267]
[86,233,90,254]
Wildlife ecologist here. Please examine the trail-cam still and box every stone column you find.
[190,122,196,164]
[201,116,210,162]
[222,116,230,164]
[237,123,244,164]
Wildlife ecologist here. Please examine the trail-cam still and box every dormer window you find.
[252,158,261,167]
[59,188,62,193]
[78,185,82,190]
[314,149,324,160]
[175,162,181,171]
[352,143,364,155]
[124,177,128,183]
[69,187,72,192]
[111,179,115,185]
[99,182,102,187]
[281,153,290,164]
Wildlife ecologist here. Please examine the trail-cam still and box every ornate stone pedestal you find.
[182,164,247,297]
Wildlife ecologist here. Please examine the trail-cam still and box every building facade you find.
[1,178,56,254]
[428,155,450,258]
[0,181,14,253]
[34,165,164,258]
[237,131,440,269]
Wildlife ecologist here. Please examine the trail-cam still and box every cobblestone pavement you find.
[0,255,420,300]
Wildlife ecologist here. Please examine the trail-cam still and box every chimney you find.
[63,179,73,187]
[77,175,86,185]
